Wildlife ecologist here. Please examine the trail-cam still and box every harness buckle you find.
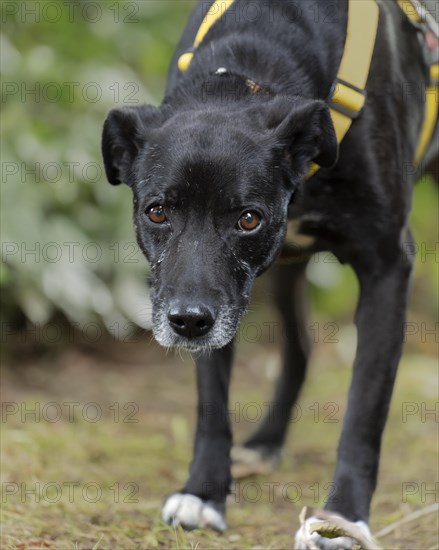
[328,78,367,119]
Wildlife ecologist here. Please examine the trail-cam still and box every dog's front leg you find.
[162,342,234,532]
[233,260,311,477]
[295,242,414,549]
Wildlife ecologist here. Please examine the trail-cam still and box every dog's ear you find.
[264,98,338,174]
[101,105,162,185]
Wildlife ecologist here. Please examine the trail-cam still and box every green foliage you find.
[1,0,194,330]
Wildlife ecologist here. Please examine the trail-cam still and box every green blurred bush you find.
[1,0,193,333]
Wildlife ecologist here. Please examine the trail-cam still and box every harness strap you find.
[415,70,438,164]
[308,0,379,177]
[396,0,439,165]
[178,0,235,72]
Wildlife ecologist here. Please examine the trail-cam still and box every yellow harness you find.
[178,0,438,176]
[397,0,439,165]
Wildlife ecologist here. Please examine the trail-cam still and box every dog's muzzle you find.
[152,301,241,351]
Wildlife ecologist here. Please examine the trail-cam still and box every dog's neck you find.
[163,61,323,115]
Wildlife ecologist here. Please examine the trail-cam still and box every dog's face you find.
[102,97,336,351]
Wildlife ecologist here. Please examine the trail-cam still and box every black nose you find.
[167,304,215,338]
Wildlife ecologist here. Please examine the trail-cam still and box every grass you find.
[1,326,438,549]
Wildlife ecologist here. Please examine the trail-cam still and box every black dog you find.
[102,0,438,547]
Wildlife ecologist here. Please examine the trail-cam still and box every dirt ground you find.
[1,297,438,550]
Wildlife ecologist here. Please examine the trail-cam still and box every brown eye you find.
[147,205,167,224]
[238,211,261,231]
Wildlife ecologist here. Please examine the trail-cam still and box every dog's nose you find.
[167,304,215,338]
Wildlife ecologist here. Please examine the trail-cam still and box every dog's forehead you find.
[159,110,260,156]
[142,112,273,202]
[153,156,263,210]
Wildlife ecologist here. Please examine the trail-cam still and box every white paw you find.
[162,493,227,532]
[294,515,375,550]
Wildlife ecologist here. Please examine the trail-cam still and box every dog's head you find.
[102,96,336,351]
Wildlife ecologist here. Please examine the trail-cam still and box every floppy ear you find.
[101,105,162,185]
[264,98,338,175]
